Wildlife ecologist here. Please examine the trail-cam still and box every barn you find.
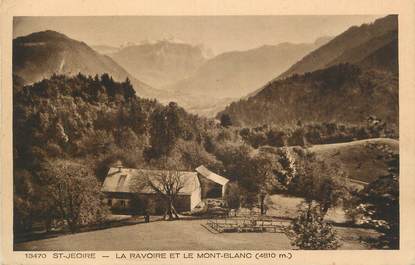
[101,164,229,215]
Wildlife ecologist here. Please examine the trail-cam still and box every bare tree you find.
[145,170,185,220]
[130,156,187,220]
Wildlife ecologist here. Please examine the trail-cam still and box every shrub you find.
[287,205,340,250]
[347,154,399,249]
[220,114,232,127]
[47,160,110,233]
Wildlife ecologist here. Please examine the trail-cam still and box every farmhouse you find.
[101,164,229,214]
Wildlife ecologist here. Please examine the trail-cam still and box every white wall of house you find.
[221,184,227,198]
[190,177,202,210]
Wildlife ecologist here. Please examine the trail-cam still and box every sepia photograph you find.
[10,14,400,252]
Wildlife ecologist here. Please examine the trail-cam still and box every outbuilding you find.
[195,165,229,198]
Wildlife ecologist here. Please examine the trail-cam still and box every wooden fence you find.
[206,217,287,233]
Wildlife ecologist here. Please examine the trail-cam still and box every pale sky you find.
[14,15,384,55]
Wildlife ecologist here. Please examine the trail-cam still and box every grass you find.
[14,219,292,251]
[307,138,398,183]
[14,217,380,251]
[266,194,303,219]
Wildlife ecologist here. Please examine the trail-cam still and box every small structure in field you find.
[101,164,229,215]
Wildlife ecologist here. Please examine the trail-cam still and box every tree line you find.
[235,119,396,149]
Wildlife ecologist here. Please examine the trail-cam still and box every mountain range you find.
[168,38,332,99]
[162,37,332,116]
[13,15,398,126]
[98,37,332,116]
[109,41,208,88]
[13,29,332,117]
[219,15,398,128]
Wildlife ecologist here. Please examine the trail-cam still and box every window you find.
[117,175,127,187]
[120,200,126,208]
[107,199,112,206]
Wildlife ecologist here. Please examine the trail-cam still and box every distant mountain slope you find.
[170,39,331,99]
[278,15,398,79]
[13,30,162,98]
[357,36,398,74]
[219,64,398,128]
[110,41,207,88]
[327,30,398,73]
[219,15,399,126]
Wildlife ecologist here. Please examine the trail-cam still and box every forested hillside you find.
[13,74,222,174]
[219,64,398,129]
[13,74,226,231]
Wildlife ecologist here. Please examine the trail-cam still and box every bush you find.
[47,160,110,233]
[347,154,399,249]
[287,205,340,250]
[220,114,232,127]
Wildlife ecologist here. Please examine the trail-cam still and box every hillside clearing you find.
[302,138,398,183]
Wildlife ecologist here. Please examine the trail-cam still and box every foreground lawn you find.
[15,218,378,251]
[15,219,291,251]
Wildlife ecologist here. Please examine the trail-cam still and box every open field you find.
[15,219,379,251]
[308,138,398,183]
[266,194,303,219]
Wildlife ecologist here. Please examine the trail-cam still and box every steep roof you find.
[195,165,229,186]
[101,167,199,195]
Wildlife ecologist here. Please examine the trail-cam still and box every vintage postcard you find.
[1,0,415,264]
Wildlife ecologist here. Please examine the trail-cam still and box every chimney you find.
[114,160,123,172]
